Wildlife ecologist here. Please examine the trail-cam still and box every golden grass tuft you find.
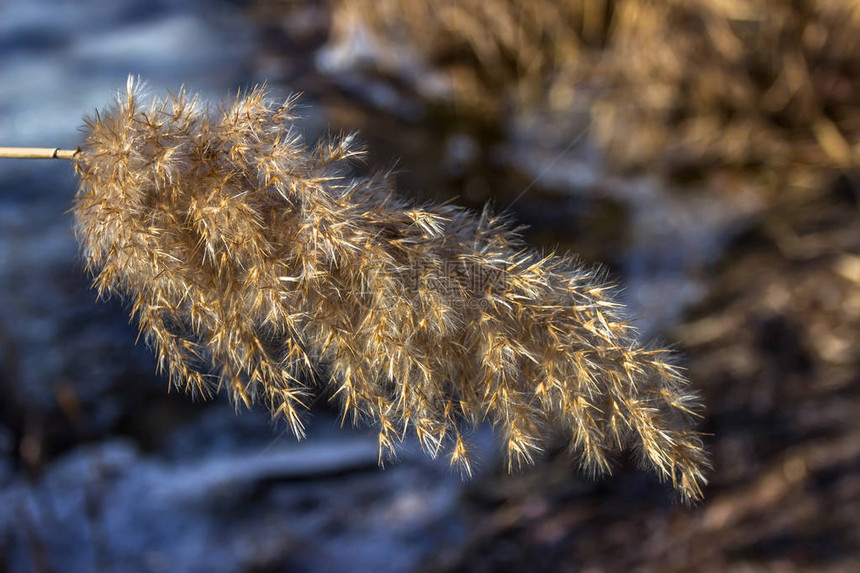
[71,81,708,500]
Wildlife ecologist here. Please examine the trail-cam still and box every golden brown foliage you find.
[595,0,860,195]
[326,0,614,116]
[72,81,708,500]
[327,0,860,195]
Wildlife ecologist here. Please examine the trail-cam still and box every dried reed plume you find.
[68,80,708,500]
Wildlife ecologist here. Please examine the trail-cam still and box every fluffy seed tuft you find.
[72,81,709,501]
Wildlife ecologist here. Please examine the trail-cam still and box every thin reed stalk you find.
[0,147,79,160]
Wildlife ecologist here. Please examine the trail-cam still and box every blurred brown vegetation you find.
[595,0,860,199]
[317,0,860,199]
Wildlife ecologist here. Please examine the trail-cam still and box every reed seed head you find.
[72,79,709,501]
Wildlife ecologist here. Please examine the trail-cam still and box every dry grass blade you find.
[71,80,709,501]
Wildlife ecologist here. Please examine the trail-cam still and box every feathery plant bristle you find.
[72,80,709,501]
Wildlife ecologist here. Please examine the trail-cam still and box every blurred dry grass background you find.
[595,0,860,199]
[316,0,860,199]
